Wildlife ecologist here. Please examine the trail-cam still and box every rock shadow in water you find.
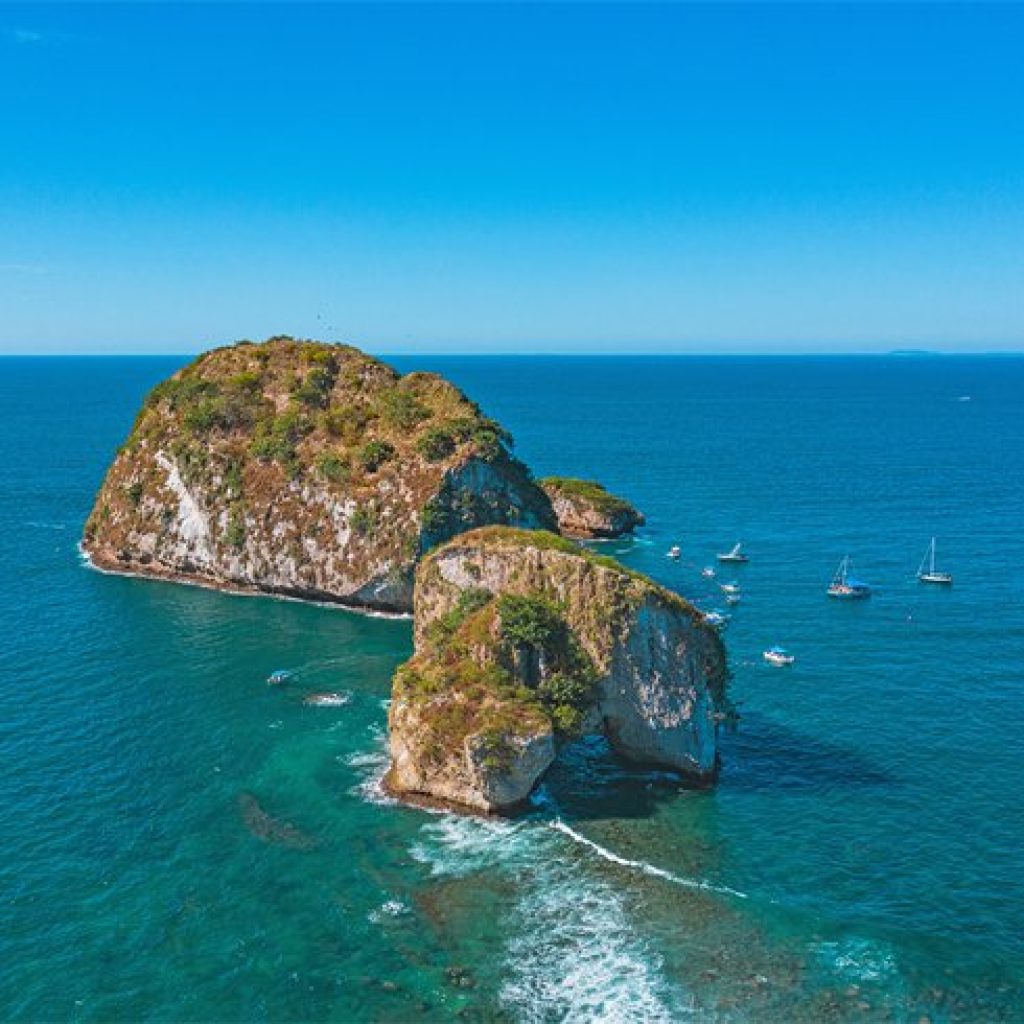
[719,713,892,794]
[536,735,708,822]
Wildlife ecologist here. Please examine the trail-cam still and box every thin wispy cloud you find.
[2,26,65,47]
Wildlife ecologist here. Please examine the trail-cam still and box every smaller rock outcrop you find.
[386,528,727,813]
[539,477,645,539]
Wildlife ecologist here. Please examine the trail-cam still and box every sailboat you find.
[717,542,749,564]
[827,556,871,599]
[917,538,953,585]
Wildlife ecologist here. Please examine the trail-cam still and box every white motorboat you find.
[763,646,795,667]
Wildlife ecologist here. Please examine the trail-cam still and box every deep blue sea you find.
[1,355,1022,1022]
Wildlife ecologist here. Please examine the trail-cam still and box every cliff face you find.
[83,338,556,612]
[539,477,645,539]
[386,528,727,813]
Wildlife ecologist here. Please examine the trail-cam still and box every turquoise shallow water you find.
[1,355,1023,1021]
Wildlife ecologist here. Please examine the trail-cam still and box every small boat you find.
[763,646,795,667]
[667,545,681,559]
[827,556,871,599]
[917,537,953,585]
[267,670,291,685]
[303,692,351,707]
[701,566,716,579]
[717,542,749,564]
[725,593,742,606]
[702,610,729,628]
[719,582,741,595]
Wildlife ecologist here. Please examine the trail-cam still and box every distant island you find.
[84,337,727,813]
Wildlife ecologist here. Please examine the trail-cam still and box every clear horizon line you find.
[1,348,1022,359]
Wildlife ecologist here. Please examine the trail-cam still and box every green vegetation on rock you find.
[539,476,636,517]
[82,336,557,613]
[538,476,645,538]
[388,525,729,811]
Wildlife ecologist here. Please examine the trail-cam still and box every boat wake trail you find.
[549,819,749,900]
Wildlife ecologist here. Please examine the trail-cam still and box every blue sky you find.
[1,3,1022,355]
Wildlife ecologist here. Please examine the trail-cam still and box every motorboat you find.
[763,646,795,667]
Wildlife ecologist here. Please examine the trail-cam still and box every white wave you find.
[367,899,410,923]
[346,751,384,769]
[504,838,688,1020]
[409,814,528,877]
[549,819,749,900]
[812,937,898,983]
[406,811,690,1021]
[345,740,396,806]
[27,520,66,530]
[501,869,689,1024]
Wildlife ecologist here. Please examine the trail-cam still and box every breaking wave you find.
[408,812,693,1021]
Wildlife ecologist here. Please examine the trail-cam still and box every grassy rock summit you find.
[83,337,555,612]
[539,476,645,538]
[386,527,728,813]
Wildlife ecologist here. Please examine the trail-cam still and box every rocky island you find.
[386,527,727,812]
[83,337,555,613]
[539,476,645,538]
[86,337,728,815]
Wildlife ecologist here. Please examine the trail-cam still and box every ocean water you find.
[1,354,1022,1022]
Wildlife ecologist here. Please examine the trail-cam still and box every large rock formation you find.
[539,477,645,539]
[83,338,556,612]
[386,527,728,813]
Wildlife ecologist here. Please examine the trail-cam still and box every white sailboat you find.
[717,542,749,564]
[917,537,953,585]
